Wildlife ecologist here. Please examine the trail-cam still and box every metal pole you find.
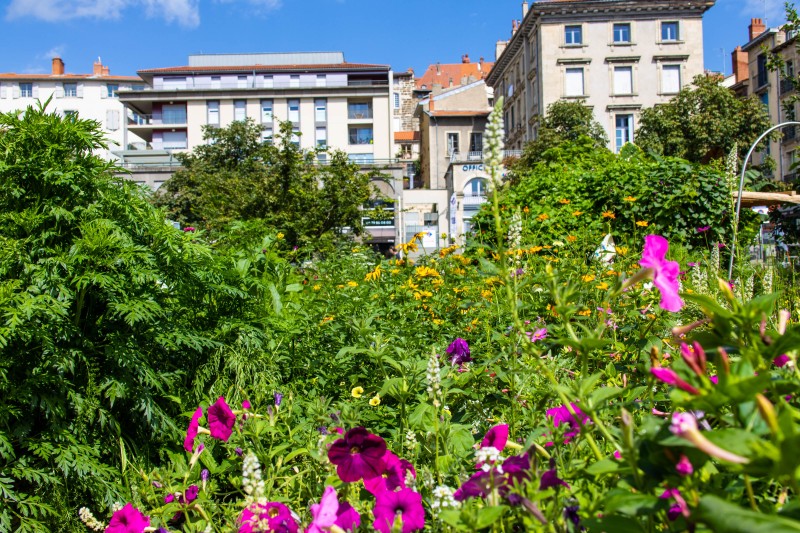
[728,121,800,280]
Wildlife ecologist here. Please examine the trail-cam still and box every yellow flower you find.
[391,268,401,274]
[567,235,577,242]
[605,270,618,276]
[636,221,649,227]
[481,289,493,299]
[581,274,596,282]
[453,267,466,276]
[433,319,444,326]
[414,266,440,278]
[351,247,360,253]
[578,309,591,316]
[347,281,358,288]
[523,206,530,213]
[413,232,427,242]
[336,284,344,289]
[399,241,419,254]
[572,211,584,216]
[369,394,381,406]
[276,232,284,239]
[321,315,335,324]
[365,266,381,282]
[528,246,543,253]
[602,211,616,219]
[432,278,444,287]
[559,198,571,204]
[413,290,433,300]
[313,284,321,291]
[537,213,550,222]
[616,246,629,256]
[624,196,637,202]
[596,282,610,290]
[439,245,458,258]
[351,386,364,398]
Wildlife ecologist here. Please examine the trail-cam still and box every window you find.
[465,178,488,198]
[19,83,33,97]
[63,83,77,97]
[288,99,300,123]
[613,66,633,95]
[613,23,631,43]
[234,100,247,122]
[349,153,374,164]
[394,92,400,109]
[162,104,187,124]
[291,127,301,147]
[316,126,327,148]
[469,132,483,153]
[757,54,769,87]
[132,84,145,91]
[447,132,460,155]
[162,131,188,150]
[290,75,300,88]
[63,110,78,119]
[106,84,119,98]
[565,25,583,45]
[261,100,273,124]
[207,101,220,126]
[661,21,679,41]
[238,75,248,88]
[316,75,326,87]
[760,91,769,109]
[348,101,373,119]
[349,126,373,145]
[315,99,327,122]
[615,114,634,152]
[565,67,585,96]
[262,127,274,144]
[661,65,681,94]
[263,75,273,88]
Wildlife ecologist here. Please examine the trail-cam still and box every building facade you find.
[486,0,715,152]
[0,57,145,160]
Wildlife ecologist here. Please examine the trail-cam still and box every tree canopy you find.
[635,75,773,164]
[154,120,378,249]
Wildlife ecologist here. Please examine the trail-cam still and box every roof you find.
[428,110,491,117]
[189,52,345,67]
[394,131,420,142]
[0,73,141,82]
[416,60,492,90]
[138,62,390,75]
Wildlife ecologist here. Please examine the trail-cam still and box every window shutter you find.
[0,84,5,99]
[614,67,633,95]
[55,84,64,98]
[661,66,681,94]
[13,86,20,99]
[106,110,120,130]
[565,68,584,96]
[101,84,107,99]
[32,84,39,98]
[76,84,84,98]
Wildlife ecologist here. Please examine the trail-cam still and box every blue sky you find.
[0,0,791,78]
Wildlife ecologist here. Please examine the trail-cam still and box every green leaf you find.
[582,515,646,533]
[603,490,660,516]
[474,505,507,530]
[696,495,800,532]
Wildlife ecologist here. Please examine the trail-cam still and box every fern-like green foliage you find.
[0,103,251,531]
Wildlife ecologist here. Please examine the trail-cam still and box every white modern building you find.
[0,57,145,160]
[487,0,715,152]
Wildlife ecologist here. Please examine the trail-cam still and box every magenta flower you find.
[335,502,361,531]
[481,424,509,451]
[696,226,711,233]
[242,400,251,410]
[526,328,548,343]
[639,235,683,312]
[774,354,791,368]
[670,412,747,464]
[539,468,570,490]
[676,454,693,476]
[679,342,707,376]
[546,403,591,444]
[446,338,472,365]
[207,397,236,442]
[183,226,196,232]
[373,488,425,533]
[184,407,204,452]
[364,451,416,495]
[184,485,199,503]
[455,453,531,503]
[327,427,388,482]
[651,367,700,395]
[164,493,175,504]
[106,503,150,533]
[307,486,338,533]
[239,502,298,533]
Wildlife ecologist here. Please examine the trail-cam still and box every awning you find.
[732,190,800,207]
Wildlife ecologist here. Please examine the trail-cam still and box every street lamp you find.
[728,121,800,280]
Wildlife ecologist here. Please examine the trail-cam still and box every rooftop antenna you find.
[720,47,726,76]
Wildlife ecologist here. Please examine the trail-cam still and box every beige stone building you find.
[486,0,715,152]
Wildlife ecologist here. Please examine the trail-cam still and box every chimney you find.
[522,1,529,17]
[102,66,110,76]
[462,54,470,64]
[731,46,748,83]
[512,20,519,36]
[51,57,64,75]
[436,62,441,74]
[749,18,766,41]
[496,40,508,60]
[93,57,104,76]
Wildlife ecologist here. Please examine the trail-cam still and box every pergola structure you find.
[732,190,800,208]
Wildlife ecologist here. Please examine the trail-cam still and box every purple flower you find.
[242,400,251,410]
[151,481,163,488]
[327,427,388,482]
[446,338,472,365]
[640,235,684,312]
[546,404,591,444]
[651,367,700,395]
[480,424,509,451]
[539,468,570,490]
[680,342,707,376]
[335,502,361,531]
[564,506,581,528]
[687,262,698,267]
[106,503,150,533]
[207,397,236,442]
[239,502,298,533]
[184,407,204,452]
[669,412,747,464]
[184,485,199,503]
[774,354,791,368]
[164,493,175,504]
[696,226,711,233]
[364,451,416,495]
[274,392,284,407]
[201,469,209,481]
[660,488,689,521]
[455,453,531,503]
[676,454,693,476]
[235,447,243,457]
[183,226,196,232]
[526,328,548,343]
[373,488,425,533]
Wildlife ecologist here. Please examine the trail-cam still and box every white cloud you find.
[6,0,202,27]
[741,0,787,26]
[40,45,66,60]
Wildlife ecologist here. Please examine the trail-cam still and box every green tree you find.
[154,120,377,249]
[635,75,773,164]
[516,100,609,171]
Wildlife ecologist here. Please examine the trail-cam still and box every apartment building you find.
[0,57,145,160]
[486,0,715,152]
[731,19,798,182]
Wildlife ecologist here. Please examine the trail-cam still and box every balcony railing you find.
[463,193,488,209]
[127,113,187,126]
[781,78,796,95]
[125,79,390,92]
[784,125,797,141]
[450,150,523,163]
[348,110,373,120]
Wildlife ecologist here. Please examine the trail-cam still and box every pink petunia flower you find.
[651,367,700,395]
[675,455,693,477]
[481,424,509,451]
[307,486,338,533]
[373,488,425,533]
[207,397,236,442]
[774,354,792,368]
[184,407,204,452]
[639,235,683,312]
[239,502,298,533]
[106,503,150,533]
[364,451,416,495]
[546,404,591,444]
[327,427,388,482]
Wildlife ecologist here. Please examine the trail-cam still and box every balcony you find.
[450,150,523,163]
[463,193,488,210]
[348,109,373,120]
[129,79,390,92]
[781,78,796,95]
[127,113,187,126]
[784,125,797,141]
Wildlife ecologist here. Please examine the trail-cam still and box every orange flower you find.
[572,211,584,216]
[559,198,571,204]
[578,309,591,316]
[567,235,577,242]
[624,196,637,202]
[537,213,550,222]
[581,274,596,282]
[602,211,616,219]
[636,221,649,227]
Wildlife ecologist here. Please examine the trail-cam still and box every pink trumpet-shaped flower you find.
[481,424,509,450]
[373,488,425,533]
[670,413,748,464]
[327,427,387,482]
[106,503,150,533]
[207,397,236,442]
[306,486,338,533]
[679,342,706,376]
[639,235,684,312]
[184,407,204,452]
[675,455,693,476]
[651,367,700,395]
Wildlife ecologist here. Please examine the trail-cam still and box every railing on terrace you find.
[348,110,373,120]
[785,125,797,141]
[781,78,796,95]
[463,193,488,208]
[127,113,187,126]
[450,150,523,163]
[121,80,390,92]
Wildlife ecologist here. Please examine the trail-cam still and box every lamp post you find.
[728,121,800,280]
